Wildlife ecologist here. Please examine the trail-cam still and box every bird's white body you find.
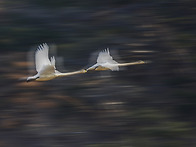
[87,48,145,71]
[87,48,119,71]
[27,43,86,82]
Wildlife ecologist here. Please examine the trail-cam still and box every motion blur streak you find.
[0,0,195,147]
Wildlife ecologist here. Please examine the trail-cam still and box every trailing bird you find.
[26,43,86,82]
[86,48,146,71]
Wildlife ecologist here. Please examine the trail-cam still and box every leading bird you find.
[27,43,86,82]
[86,48,146,71]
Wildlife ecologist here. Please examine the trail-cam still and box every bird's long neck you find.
[118,60,145,67]
[56,70,85,77]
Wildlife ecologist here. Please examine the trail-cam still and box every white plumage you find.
[27,43,86,82]
[87,48,145,71]
[87,48,119,71]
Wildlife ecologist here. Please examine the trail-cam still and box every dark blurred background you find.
[0,0,196,146]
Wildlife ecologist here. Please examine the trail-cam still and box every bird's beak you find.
[139,60,145,64]
[139,60,152,64]
[81,69,87,73]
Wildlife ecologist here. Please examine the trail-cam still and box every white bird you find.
[27,43,86,82]
[86,48,146,71]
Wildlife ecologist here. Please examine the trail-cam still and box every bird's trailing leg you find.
[95,66,110,71]
[26,76,39,82]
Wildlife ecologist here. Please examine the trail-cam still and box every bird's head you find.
[138,60,145,64]
[138,60,152,64]
[80,69,87,73]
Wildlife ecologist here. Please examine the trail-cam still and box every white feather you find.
[35,43,52,72]
[97,48,119,71]
[27,43,86,82]
[50,56,56,69]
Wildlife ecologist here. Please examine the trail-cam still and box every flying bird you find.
[26,43,86,82]
[86,48,146,71]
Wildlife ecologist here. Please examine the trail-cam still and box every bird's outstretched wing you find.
[97,48,119,71]
[97,48,113,63]
[39,65,55,75]
[50,56,56,69]
[35,43,53,72]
